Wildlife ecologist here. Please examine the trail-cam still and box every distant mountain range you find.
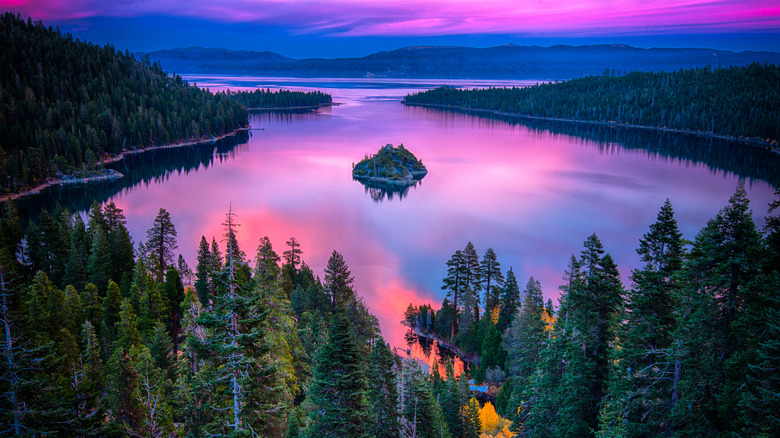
[140,44,780,80]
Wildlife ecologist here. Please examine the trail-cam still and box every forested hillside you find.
[0,12,248,196]
[403,64,780,143]
[404,184,780,437]
[0,202,385,435]
[228,88,332,109]
[1,184,777,436]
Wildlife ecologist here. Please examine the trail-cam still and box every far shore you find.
[245,102,339,111]
[0,126,249,203]
[403,102,780,154]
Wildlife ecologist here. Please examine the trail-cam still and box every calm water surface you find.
[23,77,779,351]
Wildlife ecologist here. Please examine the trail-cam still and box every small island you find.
[352,143,428,186]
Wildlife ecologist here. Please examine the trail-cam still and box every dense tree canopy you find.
[404,63,780,144]
[403,186,779,437]
[227,88,332,109]
[0,12,248,196]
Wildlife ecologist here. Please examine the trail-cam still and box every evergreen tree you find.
[116,298,142,351]
[734,191,780,433]
[104,202,135,285]
[137,283,169,336]
[177,254,193,285]
[400,360,451,438]
[8,271,80,431]
[497,268,521,331]
[64,215,88,290]
[146,208,178,282]
[442,249,465,341]
[671,184,767,435]
[101,280,123,358]
[476,317,503,383]
[736,271,780,435]
[283,237,302,270]
[523,236,624,438]
[612,199,684,436]
[307,312,371,438]
[0,12,248,195]
[127,344,175,437]
[521,293,566,437]
[463,242,482,320]
[86,202,107,237]
[106,300,174,437]
[70,320,105,436]
[480,248,504,317]
[146,320,176,383]
[194,235,212,307]
[439,361,464,437]
[462,397,483,438]
[87,225,112,292]
[163,267,185,354]
[324,250,355,309]
[210,237,223,293]
[81,283,102,334]
[457,285,481,352]
[194,208,288,435]
[252,236,300,435]
[175,290,215,435]
[503,276,547,382]
[255,236,281,282]
[106,298,143,433]
[367,339,400,438]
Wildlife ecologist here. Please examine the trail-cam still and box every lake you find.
[13,76,779,352]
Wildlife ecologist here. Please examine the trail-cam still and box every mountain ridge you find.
[140,44,780,79]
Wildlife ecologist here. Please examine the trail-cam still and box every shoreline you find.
[0,126,249,203]
[403,102,780,153]
[400,320,476,363]
[353,173,426,187]
[246,102,338,111]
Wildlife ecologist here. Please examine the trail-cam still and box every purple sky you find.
[3,1,779,57]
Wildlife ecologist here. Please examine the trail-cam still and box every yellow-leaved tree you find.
[479,401,515,438]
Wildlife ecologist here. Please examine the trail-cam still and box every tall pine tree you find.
[145,208,178,282]
[610,199,684,436]
[307,312,371,437]
[671,184,767,435]
[480,248,504,317]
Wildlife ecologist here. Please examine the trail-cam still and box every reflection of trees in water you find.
[404,328,463,372]
[250,107,331,125]
[9,131,250,224]
[408,106,780,186]
[356,178,422,202]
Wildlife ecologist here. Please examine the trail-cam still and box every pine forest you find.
[1,7,779,438]
[403,64,780,145]
[1,176,778,436]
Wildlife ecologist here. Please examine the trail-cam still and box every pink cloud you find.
[2,0,778,37]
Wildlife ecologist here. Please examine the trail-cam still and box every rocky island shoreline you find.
[352,143,428,186]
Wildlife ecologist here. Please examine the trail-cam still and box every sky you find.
[2,1,779,58]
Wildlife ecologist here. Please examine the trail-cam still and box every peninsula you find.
[352,144,428,186]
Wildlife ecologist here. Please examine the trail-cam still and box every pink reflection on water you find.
[108,78,776,355]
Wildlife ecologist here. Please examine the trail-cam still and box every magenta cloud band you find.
[4,0,779,37]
